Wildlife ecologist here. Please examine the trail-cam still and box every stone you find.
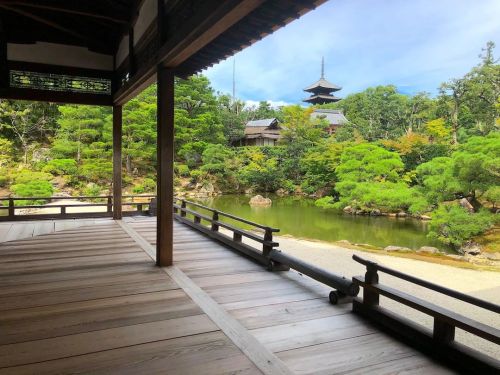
[420,215,431,220]
[482,252,500,261]
[459,198,474,213]
[384,245,412,252]
[388,213,397,217]
[343,206,353,214]
[249,195,272,206]
[370,209,381,216]
[276,188,288,196]
[458,241,482,256]
[397,211,407,218]
[417,246,440,254]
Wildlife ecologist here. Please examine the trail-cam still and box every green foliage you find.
[42,159,78,175]
[80,160,113,183]
[175,164,190,177]
[0,174,9,187]
[143,178,156,192]
[238,148,282,192]
[415,157,462,204]
[483,186,500,208]
[132,184,145,194]
[428,204,498,248]
[82,183,103,197]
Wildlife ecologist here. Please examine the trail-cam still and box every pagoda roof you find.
[304,78,341,93]
[303,94,341,104]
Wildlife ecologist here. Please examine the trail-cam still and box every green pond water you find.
[192,194,450,252]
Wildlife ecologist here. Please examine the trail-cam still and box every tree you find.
[428,204,497,249]
[0,100,58,164]
[122,85,157,174]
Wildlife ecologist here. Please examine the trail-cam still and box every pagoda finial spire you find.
[321,56,324,79]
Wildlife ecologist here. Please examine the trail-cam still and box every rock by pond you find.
[249,195,272,206]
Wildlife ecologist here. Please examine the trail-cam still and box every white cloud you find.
[244,100,292,109]
[205,0,500,103]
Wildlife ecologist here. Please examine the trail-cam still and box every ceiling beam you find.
[113,0,264,104]
[1,1,128,24]
[0,4,89,43]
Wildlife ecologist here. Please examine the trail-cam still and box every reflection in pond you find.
[193,194,451,252]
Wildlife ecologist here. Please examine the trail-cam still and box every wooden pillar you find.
[156,66,174,266]
[0,20,8,89]
[112,105,122,220]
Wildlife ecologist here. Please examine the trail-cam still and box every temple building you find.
[239,118,282,146]
[303,57,342,104]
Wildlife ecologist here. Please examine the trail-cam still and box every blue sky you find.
[204,0,500,106]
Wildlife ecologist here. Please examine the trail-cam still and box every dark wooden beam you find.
[113,0,263,105]
[0,19,7,89]
[2,1,129,24]
[113,105,123,220]
[0,4,90,43]
[0,87,112,105]
[7,61,113,80]
[128,27,136,76]
[156,66,174,267]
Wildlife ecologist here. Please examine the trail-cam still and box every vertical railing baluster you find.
[363,260,379,307]
[8,197,14,219]
[433,319,455,344]
[107,196,112,213]
[211,210,219,231]
[263,228,273,257]
[180,200,186,217]
[61,205,66,215]
[137,203,143,212]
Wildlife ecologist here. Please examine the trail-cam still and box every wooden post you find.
[211,210,219,231]
[180,200,186,217]
[363,262,379,307]
[113,105,122,220]
[8,198,14,219]
[433,319,455,344]
[156,66,174,267]
[107,196,112,213]
[0,20,8,89]
[61,205,66,215]
[263,228,273,257]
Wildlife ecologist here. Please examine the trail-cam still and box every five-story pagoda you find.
[303,57,342,104]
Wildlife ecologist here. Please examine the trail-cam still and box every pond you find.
[192,194,451,252]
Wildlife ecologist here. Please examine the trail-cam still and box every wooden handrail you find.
[352,254,500,370]
[0,194,153,221]
[353,254,500,314]
[174,197,279,232]
[173,199,358,304]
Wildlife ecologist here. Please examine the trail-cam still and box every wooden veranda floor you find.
[0,217,455,374]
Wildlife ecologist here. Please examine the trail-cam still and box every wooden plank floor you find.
[0,221,260,374]
[128,217,457,375]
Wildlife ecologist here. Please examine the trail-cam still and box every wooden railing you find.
[173,198,359,304]
[0,195,155,221]
[352,254,500,373]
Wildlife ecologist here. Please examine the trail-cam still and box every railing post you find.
[61,205,66,215]
[233,232,242,242]
[8,197,14,219]
[107,196,112,213]
[194,215,201,224]
[433,319,455,344]
[137,203,143,213]
[180,200,186,217]
[263,228,273,257]
[211,210,219,231]
[363,261,379,307]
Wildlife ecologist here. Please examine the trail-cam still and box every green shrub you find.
[428,204,498,248]
[315,196,337,209]
[132,184,145,194]
[143,178,156,192]
[11,180,54,205]
[175,163,190,177]
[0,175,9,187]
[82,183,104,199]
[189,169,203,182]
[282,179,296,193]
[13,170,53,184]
[42,159,78,175]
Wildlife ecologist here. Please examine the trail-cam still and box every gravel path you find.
[276,235,500,359]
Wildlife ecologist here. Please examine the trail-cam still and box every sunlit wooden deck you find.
[0,217,455,374]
